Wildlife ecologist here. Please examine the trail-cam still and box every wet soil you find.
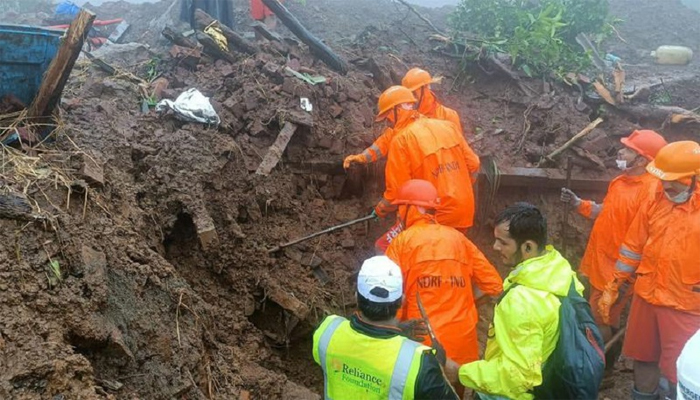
[0,0,699,399]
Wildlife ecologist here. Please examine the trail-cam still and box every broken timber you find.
[194,9,258,55]
[27,9,96,118]
[492,167,611,192]
[195,31,237,63]
[256,122,298,176]
[162,26,199,49]
[543,117,604,163]
[261,0,349,74]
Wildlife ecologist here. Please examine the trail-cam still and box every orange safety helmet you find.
[401,68,436,92]
[376,86,416,122]
[621,130,668,161]
[392,179,440,208]
[647,141,700,181]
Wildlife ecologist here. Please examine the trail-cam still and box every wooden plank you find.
[256,122,298,176]
[261,0,349,74]
[251,21,285,43]
[492,167,611,192]
[194,9,258,55]
[27,9,96,118]
[195,31,236,63]
[161,26,199,49]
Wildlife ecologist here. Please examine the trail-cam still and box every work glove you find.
[374,201,392,219]
[432,338,447,366]
[398,319,429,342]
[560,188,581,207]
[598,284,619,325]
[343,154,367,169]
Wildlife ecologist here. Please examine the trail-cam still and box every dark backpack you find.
[498,278,606,399]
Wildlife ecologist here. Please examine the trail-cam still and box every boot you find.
[632,386,660,400]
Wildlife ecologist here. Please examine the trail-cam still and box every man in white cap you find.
[677,329,700,400]
[312,256,458,400]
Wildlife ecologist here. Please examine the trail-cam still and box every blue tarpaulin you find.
[0,25,63,106]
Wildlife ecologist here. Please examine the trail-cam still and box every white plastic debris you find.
[300,97,313,112]
[156,88,220,126]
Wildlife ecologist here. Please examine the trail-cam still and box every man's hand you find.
[560,188,581,207]
[443,358,461,388]
[343,154,367,169]
[432,338,447,366]
[398,319,429,342]
[598,287,619,325]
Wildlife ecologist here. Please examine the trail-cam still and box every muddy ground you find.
[1,0,699,399]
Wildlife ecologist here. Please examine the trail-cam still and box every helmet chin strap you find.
[416,87,425,109]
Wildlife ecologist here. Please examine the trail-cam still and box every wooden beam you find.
[261,0,349,74]
[256,122,298,176]
[194,9,258,55]
[195,31,236,63]
[491,167,611,192]
[161,26,199,49]
[27,9,95,118]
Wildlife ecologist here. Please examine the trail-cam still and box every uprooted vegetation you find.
[449,0,616,78]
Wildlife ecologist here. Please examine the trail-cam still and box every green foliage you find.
[450,0,615,78]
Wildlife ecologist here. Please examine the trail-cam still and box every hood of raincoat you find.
[503,245,582,296]
[417,89,438,117]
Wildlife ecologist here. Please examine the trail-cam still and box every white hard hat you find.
[357,256,403,303]
[677,329,700,400]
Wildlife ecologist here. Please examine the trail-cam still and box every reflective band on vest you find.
[615,260,635,273]
[389,340,423,400]
[318,317,345,400]
[620,245,642,261]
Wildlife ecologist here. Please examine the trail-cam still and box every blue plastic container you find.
[0,25,63,106]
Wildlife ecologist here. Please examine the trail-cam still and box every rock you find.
[346,86,363,102]
[218,63,235,78]
[80,246,107,283]
[281,78,297,95]
[169,45,200,69]
[248,120,266,136]
[282,380,321,400]
[193,210,219,251]
[303,254,323,268]
[317,136,333,149]
[264,281,309,320]
[341,239,355,249]
[90,42,153,68]
[329,103,343,118]
[79,154,104,186]
[150,77,169,101]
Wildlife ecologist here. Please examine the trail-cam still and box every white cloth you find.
[678,329,700,400]
[156,88,220,126]
[357,256,403,303]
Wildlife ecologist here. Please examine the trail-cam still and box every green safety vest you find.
[312,315,429,400]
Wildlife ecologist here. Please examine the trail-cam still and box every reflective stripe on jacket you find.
[458,246,584,400]
[578,173,659,290]
[312,315,428,400]
[386,219,502,364]
[383,117,480,229]
[614,185,700,314]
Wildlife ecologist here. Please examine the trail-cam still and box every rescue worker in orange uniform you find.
[386,179,503,365]
[402,68,468,135]
[560,130,667,372]
[599,141,700,400]
[343,68,469,169]
[371,86,480,252]
[250,0,283,30]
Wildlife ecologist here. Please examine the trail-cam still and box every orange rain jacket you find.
[379,113,480,229]
[578,173,659,291]
[357,93,468,164]
[418,90,466,135]
[614,184,700,315]
[386,215,503,364]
